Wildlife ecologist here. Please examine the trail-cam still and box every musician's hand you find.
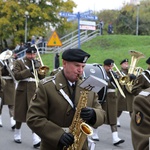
[29,66,33,72]
[112,72,119,79]
[80,107,96,125]
[33,60,41,69]
[58,133,74,148]
[129,74,136,80]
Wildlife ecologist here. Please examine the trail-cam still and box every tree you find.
[0,0,76,49]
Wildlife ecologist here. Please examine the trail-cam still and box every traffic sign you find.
[81,15,98,21]
[80,10,93,16]
[59,12,77,18]
[47,31,62,47]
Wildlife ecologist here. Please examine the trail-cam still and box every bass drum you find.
[83,63,108,104]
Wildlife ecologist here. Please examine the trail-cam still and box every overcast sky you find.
[73,0,131,13]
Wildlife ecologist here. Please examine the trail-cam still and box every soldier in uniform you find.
[0,66,6,127]
[117,59,135,127]
[132,57,150,96]
[102,59,125,146]
[13,46,45,148]
[0,50,16,129]
[27,48,106,150]
[130,87,150,150]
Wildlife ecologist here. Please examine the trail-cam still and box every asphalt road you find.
[0,106,134,150]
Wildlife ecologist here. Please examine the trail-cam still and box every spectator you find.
[108,22,113,34]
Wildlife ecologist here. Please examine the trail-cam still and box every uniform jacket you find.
[13,57,44,122]
[27,70,105,150]
[131,88,150,150]
[132,69,150,96]
[117,68,134,112]
[0,61,15,105]
[102,71,118,125]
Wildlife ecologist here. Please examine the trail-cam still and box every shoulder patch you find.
[40,76,56,85]
[135,111,143,126]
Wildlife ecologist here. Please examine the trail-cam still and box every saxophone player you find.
[27,48,105,150]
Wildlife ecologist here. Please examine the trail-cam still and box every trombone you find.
[32,44,50,76]
[31,60,39,88]
[109,69,126,98]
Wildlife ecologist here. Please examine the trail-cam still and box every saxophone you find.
[66,89,93,150]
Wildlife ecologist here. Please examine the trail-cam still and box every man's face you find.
[121,62,129,69]
[63,60,85,82]
[26,53,36,60]
[104,64,113,73]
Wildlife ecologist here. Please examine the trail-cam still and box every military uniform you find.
[117,68,134,112]
[131,87,150,150]
[13,56,44,122]
[27,71,105,150]
[27,48,105,150]
[0,57,16,128]
[13,46,45,148]
[102,59,125,145]
[132,69,150,96]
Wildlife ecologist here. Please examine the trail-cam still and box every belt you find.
[2,76,12,80]
[107,89,116,93]
[62,128,69,133]
[20,77,36,82]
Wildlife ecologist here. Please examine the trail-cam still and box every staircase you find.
[45,27,100,53]
[13,25,100,58]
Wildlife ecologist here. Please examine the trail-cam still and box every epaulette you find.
[40,76,56,85]
[139,90,150,96]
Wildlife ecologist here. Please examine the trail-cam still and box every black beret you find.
[146,57,150,64]
[62,48,90,63]
[120,59,128,65]
[103,59,114,66]
[26,46,37,53]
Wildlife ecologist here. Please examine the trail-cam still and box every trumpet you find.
[32,44,50,76]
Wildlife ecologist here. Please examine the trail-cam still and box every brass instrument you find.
[109,69,126,98]
[0,50,16,83]
[120,50,145,92]
[31,60,39,88]
[66,89,93,150]
[33,44,49,75]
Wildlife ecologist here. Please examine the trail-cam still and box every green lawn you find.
[41,35,150,72]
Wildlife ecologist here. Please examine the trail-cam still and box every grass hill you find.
[42,35,150,72]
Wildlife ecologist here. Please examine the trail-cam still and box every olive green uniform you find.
[132,69,150,96]
[102,72,118,125]
[117,68,134,112]
[0,61,15,116]
[130,88,150,150]
[13,57,44,122]
[27,70,105,150]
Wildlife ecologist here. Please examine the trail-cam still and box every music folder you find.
[79,75,108,93]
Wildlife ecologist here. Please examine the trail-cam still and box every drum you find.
[83,63,108,104]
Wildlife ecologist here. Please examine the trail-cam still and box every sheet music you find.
[79,75,108,93]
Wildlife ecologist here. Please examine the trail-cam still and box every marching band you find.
[0,46,149,150]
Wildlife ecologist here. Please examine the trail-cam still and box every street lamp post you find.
[136,2,140,36]
[24,11,29,43]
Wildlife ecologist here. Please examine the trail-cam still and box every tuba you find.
[120,50,145,92]
[0,50,16,83]
[66,89,93,150]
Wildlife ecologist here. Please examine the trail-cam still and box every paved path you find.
[0,106,133,150]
